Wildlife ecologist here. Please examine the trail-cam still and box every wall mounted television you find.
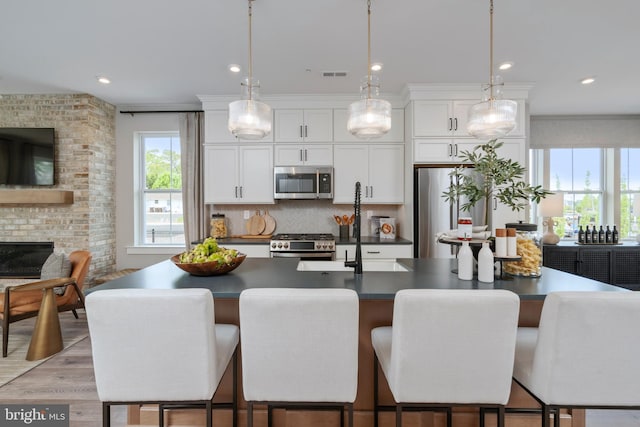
[0,128,55,186]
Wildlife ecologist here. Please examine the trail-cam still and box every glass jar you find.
[457,217,473,240]
[210,213,228,239]
[503,222,542,277]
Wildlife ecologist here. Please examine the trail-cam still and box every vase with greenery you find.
[442,139,551,227]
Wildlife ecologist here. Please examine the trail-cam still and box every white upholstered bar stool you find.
[239,288,359,427]
[86,288,239,427]
[371,289,520,427]
[512,291,640,427]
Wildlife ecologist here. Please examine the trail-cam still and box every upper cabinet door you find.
[333,109,404,142]
[205,110,237,143]
[333,145,369,203]
[413,100,453,137]
[274,109,333,142]
[203,145,240,203]
[368,144,404,204]
[239,145,274,204]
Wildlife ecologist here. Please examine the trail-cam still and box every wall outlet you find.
[243,210,251,219]
[366,210,373,219]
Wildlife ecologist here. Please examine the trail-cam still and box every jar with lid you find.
[503,221,542,277]
[210,213,228,238]
[457,217,473,240]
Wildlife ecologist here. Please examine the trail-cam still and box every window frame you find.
[135,131,184,247]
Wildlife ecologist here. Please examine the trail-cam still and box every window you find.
[138,133,184,245]
[548,148,603,238]
[621,148,640,240]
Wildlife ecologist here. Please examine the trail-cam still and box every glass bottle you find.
[612,225,619,244]
[605,225,612,244]
[591,226,598,244]
[585,225,591,244]
[578,225,585,244]
[598,225,605,244]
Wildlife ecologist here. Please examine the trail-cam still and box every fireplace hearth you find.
[0,242,54,278]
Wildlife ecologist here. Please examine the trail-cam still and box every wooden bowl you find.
[171,253,247,276]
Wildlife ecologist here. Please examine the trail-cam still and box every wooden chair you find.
[1,250,92,357]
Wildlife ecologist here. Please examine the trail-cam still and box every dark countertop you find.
[88,257,625,300]
[210,236,412,246]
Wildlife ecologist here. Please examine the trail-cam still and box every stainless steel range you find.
[270,233,336,260]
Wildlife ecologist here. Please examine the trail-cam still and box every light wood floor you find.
[0,334,638,427]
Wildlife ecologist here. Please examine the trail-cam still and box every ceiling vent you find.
[322,71,348,78]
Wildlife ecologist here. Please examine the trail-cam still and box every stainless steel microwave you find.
[273,166,333,200]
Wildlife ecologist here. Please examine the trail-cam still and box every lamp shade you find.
[347,98,391,139]
[228,78,272,140]
[539,192,564,218]
[467,99,518,139]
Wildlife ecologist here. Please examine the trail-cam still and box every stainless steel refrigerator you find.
[414,166,487,258]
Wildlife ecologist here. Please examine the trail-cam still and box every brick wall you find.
[0,94,116,284]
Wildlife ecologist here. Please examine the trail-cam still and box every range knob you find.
[277,242,283,248]
[283,242,289,249]
[271,242,276,249]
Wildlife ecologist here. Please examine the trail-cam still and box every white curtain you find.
[531,115,640,149]
[179,112,209,250]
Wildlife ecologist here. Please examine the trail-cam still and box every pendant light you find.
[347,0,391,139]
[228,0,272,140]
[466,0,517,139]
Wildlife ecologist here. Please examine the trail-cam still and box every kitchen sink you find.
[296,260,410,272]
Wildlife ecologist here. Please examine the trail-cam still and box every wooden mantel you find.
[0,189,74,205]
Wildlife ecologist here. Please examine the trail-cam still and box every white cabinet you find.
[414,139,481,163]
[225,244,270,258]
[204,110,273,143]
[333,144,404,204]
[274,144,333,166]
[274,109,333,142]
[413,100,476,137]
[333,109,405,142]
[203,145,274,204]
[490,139,527,232]
[336,244,412,260]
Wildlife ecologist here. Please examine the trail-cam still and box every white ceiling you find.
[1,0,639,115]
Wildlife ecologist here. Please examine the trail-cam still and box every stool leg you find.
[206,400,212,427]
[348,403,353,427]
[158,404,164,427]
[396,404,402,427]
[498,406,505,427]
[103,402,110,427]
[373,353,380,427]
[248,402,254,427]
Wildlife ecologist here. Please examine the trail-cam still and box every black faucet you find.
[344,182,363,275]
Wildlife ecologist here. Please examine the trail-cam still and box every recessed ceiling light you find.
[581,77,596,85]
[229,64,241,73]
[97,76,111,85]
[498,62,513,71]
[371,63,383,72]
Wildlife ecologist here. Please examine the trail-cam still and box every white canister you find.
[506,228,518,257]
[494,228,507,257]
[457,217,473,240]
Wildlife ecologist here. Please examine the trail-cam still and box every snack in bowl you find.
[172,237,246,276]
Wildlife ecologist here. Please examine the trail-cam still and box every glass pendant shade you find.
[348,75,392,139]
[467,98,517,139]
[228,78,272,140]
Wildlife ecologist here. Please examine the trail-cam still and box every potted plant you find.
[442,139,551,227]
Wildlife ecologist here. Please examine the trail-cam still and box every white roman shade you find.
[531,115,640,149]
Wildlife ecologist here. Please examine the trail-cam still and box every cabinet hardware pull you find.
[448,144,453,157]
[300,149,303,162]
[235,186,238,198]
[493,197,498,210]
[449,118,453,131]
[367,251,381,254]
[304,149,308,161]
[454,117,458,131]
[454,144,458,156]
[370,186,373,198]
[239,186,243,198]
[304,125,308,138]
[299,125,303,138]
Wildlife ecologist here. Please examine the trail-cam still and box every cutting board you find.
[246,210,266,235]
[262,209,276,235]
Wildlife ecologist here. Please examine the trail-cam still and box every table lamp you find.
[539,192,564,245]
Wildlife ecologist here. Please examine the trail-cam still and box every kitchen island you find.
[90,258,625,427]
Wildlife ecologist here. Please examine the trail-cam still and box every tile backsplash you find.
[208,200,401,237]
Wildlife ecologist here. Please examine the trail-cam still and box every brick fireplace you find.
[0,94,117,284]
